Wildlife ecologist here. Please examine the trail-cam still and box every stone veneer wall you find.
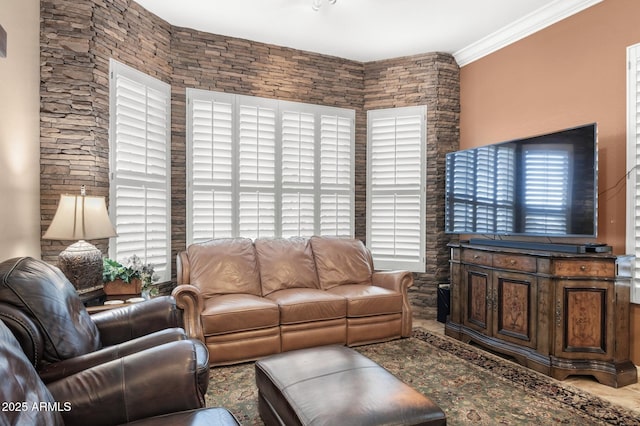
[40,0,172,262]
[169,28,366,271]
[365,54,460,317]
[40,0,459,317]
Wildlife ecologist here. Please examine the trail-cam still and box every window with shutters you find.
[366,106,426,272]
[626,42,640,304]
[108,60,171,282]
[186,89,354,244]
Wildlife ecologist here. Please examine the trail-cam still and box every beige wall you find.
[0,0,41,259]
[459,0,640,363]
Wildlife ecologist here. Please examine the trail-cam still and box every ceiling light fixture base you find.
[312,0,336,12]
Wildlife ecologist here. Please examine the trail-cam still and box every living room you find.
[1,0,640,424]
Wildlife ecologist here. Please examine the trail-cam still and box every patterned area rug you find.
[206,328,640,425]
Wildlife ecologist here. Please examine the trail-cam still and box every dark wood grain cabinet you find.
[445,242,637,388]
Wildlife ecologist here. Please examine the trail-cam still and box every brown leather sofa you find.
[0,317,240,426]
[174,235,414,365]
[0,256,208,393]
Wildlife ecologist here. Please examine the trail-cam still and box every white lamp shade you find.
[44,194,117,241]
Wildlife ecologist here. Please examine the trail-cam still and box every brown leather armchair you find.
[0,318,240,426]
[0,257,208,392]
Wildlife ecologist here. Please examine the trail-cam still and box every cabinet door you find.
[462,266,491,335]
[492,271,537,349]
[553,280,614,361]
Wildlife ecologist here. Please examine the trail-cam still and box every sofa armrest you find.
[372,270,414,337]
[0,303,43,367]
[90,296,183,347]
[47,340,205,426]
[38,327,186,384]
[372,270,414,292]
[172,284,205,342]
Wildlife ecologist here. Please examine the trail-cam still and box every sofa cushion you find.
[0,257,101,366]
[327,284,402,317]
[187,238,262,297]
[266,288,346,324]
[201,294,279,336]
[310,236,373,290]
[255,237,319,296]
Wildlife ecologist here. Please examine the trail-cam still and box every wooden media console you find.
[445,242,637,388]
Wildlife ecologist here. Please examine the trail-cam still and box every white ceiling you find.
[133,0,601,65]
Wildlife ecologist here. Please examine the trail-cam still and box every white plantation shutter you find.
[282,193,315,237]
[189,92,234,241]
[192,190,233,240]
[109,60,171,281]
[320,115,354,236]
[187,89,354,244]
[282,110,316,237]
[238,100,277,239]
[367,106,426,272]
[626,43,640,304]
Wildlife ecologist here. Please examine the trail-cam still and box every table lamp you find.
[43,186,117,294]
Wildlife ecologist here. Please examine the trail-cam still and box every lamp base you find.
[57,240,104,294]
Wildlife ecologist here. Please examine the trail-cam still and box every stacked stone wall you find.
[40,0,172,261]
[169,28,365,271]
[40,0,459,318]
[364,53,460,318]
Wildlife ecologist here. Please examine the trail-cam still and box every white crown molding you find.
[453,0,603,67]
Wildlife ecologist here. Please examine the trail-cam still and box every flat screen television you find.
[445,123,597,238]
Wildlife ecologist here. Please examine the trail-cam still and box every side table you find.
[85,294,145,313]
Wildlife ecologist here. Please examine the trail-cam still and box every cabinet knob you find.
[580,265,587,271]
[473,255,479,259]
[510,259,516,265]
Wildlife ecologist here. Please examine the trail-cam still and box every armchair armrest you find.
[372,270,414,337]
[172,284,205,342]
[47,340,206,426]
[91,296,183,347]
[0,303,43,367]
[38,327,186,384]
[176,250,190,285]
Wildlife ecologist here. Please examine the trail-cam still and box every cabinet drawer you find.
[553,260,614,278]
[462,250,492,266]
[493,254,536,272]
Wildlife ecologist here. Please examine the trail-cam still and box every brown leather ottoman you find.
[255,345,446,425]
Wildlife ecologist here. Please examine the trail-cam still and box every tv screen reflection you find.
[445,124,597,237]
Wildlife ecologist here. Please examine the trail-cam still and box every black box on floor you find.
[437,284,450,323]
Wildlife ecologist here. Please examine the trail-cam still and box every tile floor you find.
[414,318,640,414]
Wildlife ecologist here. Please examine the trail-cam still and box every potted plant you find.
[102,255,159,297]
[125,254,160,298]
